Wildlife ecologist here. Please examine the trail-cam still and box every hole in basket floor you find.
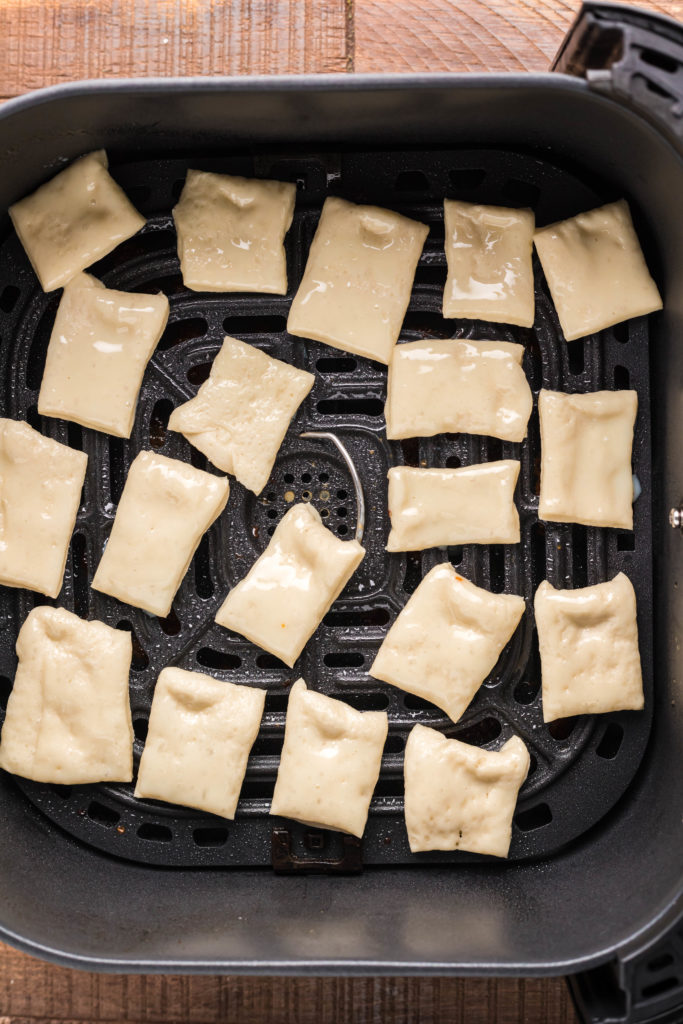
[87,800,120,827]
[137,823,173,842]
[193,827,228,847]
[596,722,624,760]
[197,648,242,670]
[515,803,552,832]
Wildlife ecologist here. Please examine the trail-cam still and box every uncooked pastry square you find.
[38,273,169,438]
[168,336,314,494]
[404,725,530,857]
[533,200,662,341]
[92,450,230,617]
[443,201,535,327]
[386,462,520,551]
[270,679,388,837]
[9,150,145,292]
[135,667,266,818]
[173,170,296,293]
[0,606,133,784]
[538,389,637,530]
[0,417,87,598]
[386,338,532,442]
[287,196,429,364]
[371,564,525,724]
[215,503,364,667]
[534,573,643,723]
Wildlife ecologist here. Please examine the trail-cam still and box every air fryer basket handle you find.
[552,1,683,150]
[553,9,683,1023]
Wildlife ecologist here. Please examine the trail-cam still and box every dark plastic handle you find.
[552,1,683,150]
[567,912,683,1024]
[554,9,683,1020]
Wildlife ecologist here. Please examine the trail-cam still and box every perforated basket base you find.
[0,146,653,868]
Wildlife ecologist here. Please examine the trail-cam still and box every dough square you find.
[533,200,662,341]
[92,450,229,617]
[173,170,296,293]
[535,573,643,723]
[386,462,520,551]
[9,150,145,292]
[0,606,133,784]
[287,196,429,365]
[270,679,388,837]
[443,201,535,327]
[0,417,88,598]
[135,668,266,819]
[216,503,364,668]
[386,338,532,442]
[371,564,525,724]
[404,725,530,857]
[539,389,637,530]
[38,274,169,438]
[168,336,314,494]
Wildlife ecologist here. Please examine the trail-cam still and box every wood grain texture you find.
[0,943,577,1023]
[354,0,683,72]
[0,0,349,99]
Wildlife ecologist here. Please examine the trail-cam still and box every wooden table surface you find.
[0,0,680,1021]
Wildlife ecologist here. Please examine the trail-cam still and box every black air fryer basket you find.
[0,4,681,1022]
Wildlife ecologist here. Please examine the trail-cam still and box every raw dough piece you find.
[92,450,229,616]
[386,462,520,551]
[371,564,525,724]
[287,196,429,364]
[168,336,314,494]
[533,200,662,341]
[443,201,535,327]
[534,573,643,722]
[270,679,388,837]
[386,338,532,442]
[38,273,169,438]
[173,171,296,293]
[0,606,133,784]
[0,418,87,597]
[215,503,364,667]
[538,389,637,530]
[135,667,266,818]
[9,150,145,292]
[404,725,529,857]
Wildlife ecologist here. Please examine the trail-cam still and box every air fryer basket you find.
[0,4,681,1021]
[0,145,654,869]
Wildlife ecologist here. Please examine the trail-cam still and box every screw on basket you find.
[669,506,683,529]
[300,432,365,543]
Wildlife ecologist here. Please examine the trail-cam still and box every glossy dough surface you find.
[9,150,145,292]
[168,336,314,494]
[215,503,364,667]
[270,679,388,837]
[173,171,296,293]
[386,462,520,551]
[371,564,525,724]
[135,668,266,818]
[404,725,529,856]
[0,607,133,784]
[287,197,428,364]
[443,200,535,327]
[92,451,229,617]
[386,338,532,442]
[533,200,662,341]
[38,274,169,438]
[535,573,643,722]
[539,389,637,530]
[0,418,88,598]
